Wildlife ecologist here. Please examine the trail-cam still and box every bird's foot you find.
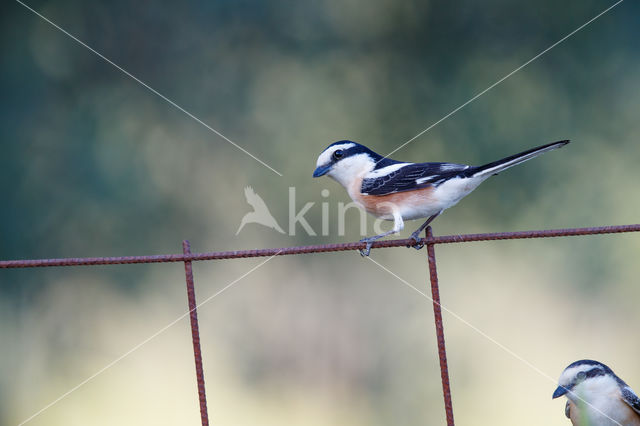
[359,238,375,257]
[408,231,424,250]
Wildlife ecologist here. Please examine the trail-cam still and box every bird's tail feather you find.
[470,140,569,179]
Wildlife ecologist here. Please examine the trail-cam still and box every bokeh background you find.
[1,0,639,425]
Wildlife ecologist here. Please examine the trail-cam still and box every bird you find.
[236,186,285,235]
[553,359,640,426]
[313,139,569,256]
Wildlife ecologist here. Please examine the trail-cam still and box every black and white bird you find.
[313,139,569,256]
[553,359,640,426]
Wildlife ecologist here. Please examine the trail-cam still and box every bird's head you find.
[313,141,383,187]
[553,359,622,402]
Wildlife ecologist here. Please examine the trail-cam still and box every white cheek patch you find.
[570,375,619,405]
[327,154,375,187]
[316,143,356,167]
[366,163,411,178]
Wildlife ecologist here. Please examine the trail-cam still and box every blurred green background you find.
[1,0,639,425]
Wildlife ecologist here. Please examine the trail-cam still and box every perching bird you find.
[236,186,285,235]
[553,359,640,426]
[313,139,569,256]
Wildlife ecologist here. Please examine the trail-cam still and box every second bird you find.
[313,140,569,256]
[553,360,640,426]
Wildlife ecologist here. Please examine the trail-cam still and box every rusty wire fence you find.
[3,223,640,426]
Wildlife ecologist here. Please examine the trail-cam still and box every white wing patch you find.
[361,162,471,196]
[365,163,411,178]
[415,176,437,184]
[440,164,469,171]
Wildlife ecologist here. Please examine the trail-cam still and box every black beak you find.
[313,164,331,177]
[552,386,569,399]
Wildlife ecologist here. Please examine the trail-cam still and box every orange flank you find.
[355,186,436,218]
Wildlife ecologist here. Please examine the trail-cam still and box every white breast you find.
[568,377,640,426]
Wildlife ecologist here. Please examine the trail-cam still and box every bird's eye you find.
[577,371,587,381]
[332,150,344,160]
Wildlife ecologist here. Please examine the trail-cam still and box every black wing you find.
[565,401,572,419]
[361,162,472,196]
[622,387,640,415]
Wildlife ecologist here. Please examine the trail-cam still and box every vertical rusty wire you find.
[183,240,209,426]
[426,227,455,426]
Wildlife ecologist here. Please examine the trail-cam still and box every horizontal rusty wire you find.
[1,223,639,269]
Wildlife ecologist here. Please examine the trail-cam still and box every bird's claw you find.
[359,239,374,257]
[408,233,424,250]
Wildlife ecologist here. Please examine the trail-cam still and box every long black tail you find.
[471,140,570,178]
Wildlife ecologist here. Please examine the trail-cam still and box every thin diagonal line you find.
[17,252,281,426]
[367,257,552,378]
[366,256,623,426]
[382,0,624,161]
[14,0,283,177]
